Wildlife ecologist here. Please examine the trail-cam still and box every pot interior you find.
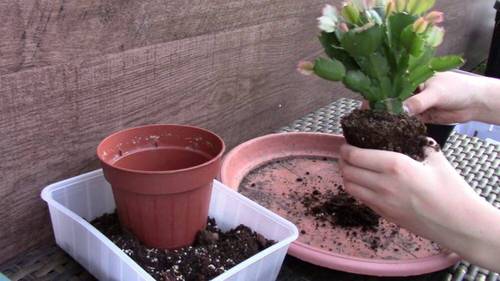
[98,124,225,172]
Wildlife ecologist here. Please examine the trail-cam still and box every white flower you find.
[323,4,338,18]
[317,4,338,33]
[318,16,337,32]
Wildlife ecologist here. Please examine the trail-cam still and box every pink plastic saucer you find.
[220,132,460,276]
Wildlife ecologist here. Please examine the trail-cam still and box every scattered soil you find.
[301,188,380,232]
[239,156,442,257]
[91,213,275,281]
[341,109,438,161]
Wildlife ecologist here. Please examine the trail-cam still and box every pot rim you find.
[97,124,226,175]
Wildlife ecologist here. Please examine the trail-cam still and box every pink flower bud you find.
[297,61,314,76]
[412,17,429,33]
[425,11,444,24]
[386,0,396,15]
[339,22,350,32]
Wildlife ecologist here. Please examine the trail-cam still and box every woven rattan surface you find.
[0,245,95,281]
[1,98,498,281]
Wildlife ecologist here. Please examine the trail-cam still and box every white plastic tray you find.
[41,170,298,281]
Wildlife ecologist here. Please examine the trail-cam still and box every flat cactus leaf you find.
[313,57,347,81]
[429,55,465,71]
[318,32,359,70]
[341,24,384,57]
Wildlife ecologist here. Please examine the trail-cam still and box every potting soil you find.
[91,213,275,281]
[341,109,438,161]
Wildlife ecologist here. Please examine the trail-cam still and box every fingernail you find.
[403,104,412,115]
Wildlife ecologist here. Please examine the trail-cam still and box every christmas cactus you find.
[298,0,464,114]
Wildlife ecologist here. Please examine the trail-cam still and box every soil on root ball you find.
[341,109,438,161]
[91,213,275,281]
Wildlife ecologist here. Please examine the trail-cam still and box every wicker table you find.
[1,98,499,281]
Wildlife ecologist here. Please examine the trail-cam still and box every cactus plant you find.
[299,0,464,114]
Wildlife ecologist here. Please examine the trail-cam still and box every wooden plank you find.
[0,0,492,75]
[0,0,331,75]
[0,14,355,263]
[435,0,495,68]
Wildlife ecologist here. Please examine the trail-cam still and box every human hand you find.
[338,143,500,271]
[404,71,500,124]
[338,142,477,239]
[403,71,499,124]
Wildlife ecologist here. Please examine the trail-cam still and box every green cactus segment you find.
[429,55,465,71]
[319,32,358,70]
[409,48,434,71]
[372,97,404,114]
[343,71,374,100]
[388,13,417,46]
[313,58,346,81]
[400,26,426,57]
[340,25,384,57]
[408,55,464,87]
[407,64,433,88]
[355,52,390,81]
[402,55,463,100]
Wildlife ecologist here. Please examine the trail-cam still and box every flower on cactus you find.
[297,61,315,76]
[300,0,464,114]
[412,17,429,33]
[318,4,339,33]
[425,11,444,24]
[339,22,350,32]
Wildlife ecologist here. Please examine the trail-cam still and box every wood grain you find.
[0,0,332,75]
[0,0,493,75]
[0,12,350,263]
[435,0,495,68]
[0,0,494,264]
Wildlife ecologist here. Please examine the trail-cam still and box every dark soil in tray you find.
[301,188,380,232]
[91,213,275,281]
[341,109,437,161]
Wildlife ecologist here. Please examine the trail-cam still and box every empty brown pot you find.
[97,124,225,249]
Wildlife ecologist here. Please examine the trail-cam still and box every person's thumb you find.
[404,88,439,116]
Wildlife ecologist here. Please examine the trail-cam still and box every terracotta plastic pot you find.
[97,124,225,249]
